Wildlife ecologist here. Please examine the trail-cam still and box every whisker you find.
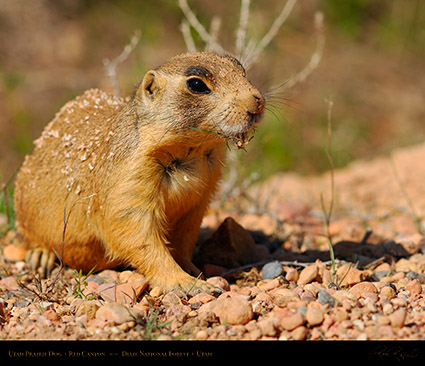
[265,104,287,125]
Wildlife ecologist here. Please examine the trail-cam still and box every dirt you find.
[1,142,425,353]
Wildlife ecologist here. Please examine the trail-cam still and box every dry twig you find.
[284,11,325,89]
[178,0,313,74]
[103,30,141,96]
[247,0,298,66]
[320,97,336,279]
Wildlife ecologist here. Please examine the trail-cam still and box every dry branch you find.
[178,0,225,53]
[180,20,197,53]
[103,30,141,96]
[235,0,251,55]
[247,0,298,66]
[284,11,325,89]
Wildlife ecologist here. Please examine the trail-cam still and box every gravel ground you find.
[1,244,425,342]
[2,143,425,361]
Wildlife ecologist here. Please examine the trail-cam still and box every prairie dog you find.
[14,52,265,294]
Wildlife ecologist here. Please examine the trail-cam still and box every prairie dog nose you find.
[252,93,266,114]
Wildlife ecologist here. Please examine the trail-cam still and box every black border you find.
[1,340,424,363]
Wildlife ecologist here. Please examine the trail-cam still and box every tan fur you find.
[14,52,265,293]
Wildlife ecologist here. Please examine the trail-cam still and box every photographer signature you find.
[370,345,420,361]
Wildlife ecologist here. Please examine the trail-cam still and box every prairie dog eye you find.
[187,78,211,94]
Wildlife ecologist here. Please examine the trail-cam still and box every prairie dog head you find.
[133,52,265,147]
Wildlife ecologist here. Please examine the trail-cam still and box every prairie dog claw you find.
[25,248,57,277]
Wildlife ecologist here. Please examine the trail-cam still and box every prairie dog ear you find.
[139,70,165,101]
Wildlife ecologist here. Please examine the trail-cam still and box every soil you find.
[1,142,425,347]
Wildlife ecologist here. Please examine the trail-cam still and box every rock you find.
[284,267,299,282]
[206,297,253,325]
[3,245,27,262]
[82,280,100,297]
[118,270,134,282]
[318,289,336,307]
[291,325,307,340]
[388,308,406,328]
[349,282,378,298]
[257,277,284,291]
[128,273,149,294]
[115,281,144,303]
[207,276,230,291]
[196,330,209,340]
[188,292,216,304]
[97,278,148,304]
[396,258,418,272]
[162,292,182,306]
[280,312,305,331]
[380,284,397,299]
[375,271,390,281]
[406,279,423,295]
[76,301,99,321]
[262,261,284,280]
[362,291,378,302]
[298,265,319,285]
[98,283,118,303]
[375,262,392,273]
[42,309,60,322]
[304,283,320,297]
[336,264,369,286]
[98,270,119,282]
[306,306,324,326]
[96,303,134,324]
[257,318,277,337]
[0,276,19,291]
[197,217,257,269]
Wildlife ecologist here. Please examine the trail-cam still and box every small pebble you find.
[280,312,305,331]
[318,289,336,307]
[388,308,406,328]
[380,284,397,299]
[285,267,299,282]
[207,297,253,325]
[298,265,318,285]
[291,325,307,340]
[306,306,324,326]
[349,282,378,298]
[207,276,231,291]
[406,279,422,295]
[196,330,209,340]
[96,303,134,324]
[262,261,284,280]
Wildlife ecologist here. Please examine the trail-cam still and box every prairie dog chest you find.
[154,144,225,214]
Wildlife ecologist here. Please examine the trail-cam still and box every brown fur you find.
[14,52,265,293]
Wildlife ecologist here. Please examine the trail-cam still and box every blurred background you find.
[0,0,424,185]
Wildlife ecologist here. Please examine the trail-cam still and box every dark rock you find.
[318,289,336,307]
[261,261,284,280]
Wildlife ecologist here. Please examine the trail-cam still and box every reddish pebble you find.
[388,308,406,328]
[349,282,377,298]
[298,265,318,285]
[43,309,60,322]
[306,306,324,326]
[207,276,230,291]
[280,312,305,331]
[96,303,134,324]
[406,279,422,295]
[207,297,253,325]
[3,245,27,262]
[189,292,216,304]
